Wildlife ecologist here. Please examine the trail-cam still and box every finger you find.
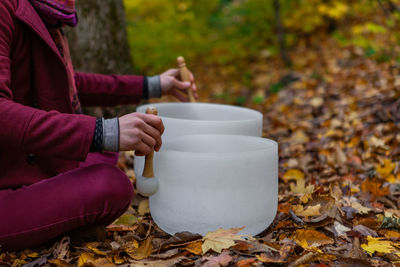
[142,123,162,150]
[142,114,165,135]
[167,68,179,77]
[172,89,189,102]
[135,142,152,156]
[140,131,157,149]
[172,78,191,90]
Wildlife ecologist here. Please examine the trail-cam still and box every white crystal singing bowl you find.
[134,103,263,176]
[150,134,278,236]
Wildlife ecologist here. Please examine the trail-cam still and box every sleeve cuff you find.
[146,75,162,99]
[103,117,119,152]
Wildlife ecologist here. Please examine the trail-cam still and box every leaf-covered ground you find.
[3,39,400,266]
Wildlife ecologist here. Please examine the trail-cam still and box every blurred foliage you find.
[124,0,400,74]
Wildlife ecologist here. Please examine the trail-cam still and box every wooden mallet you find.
[177,56,196,103]
[136,106,159,197]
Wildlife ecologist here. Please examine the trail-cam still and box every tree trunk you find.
[273,0,291,68]
[66,0,134,75]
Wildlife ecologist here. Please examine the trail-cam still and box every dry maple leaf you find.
[376,158,396,179]
[202,227,249,254]
[361,236,400,257]
[290,179,314,194]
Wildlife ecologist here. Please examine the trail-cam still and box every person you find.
[0,0,197,251]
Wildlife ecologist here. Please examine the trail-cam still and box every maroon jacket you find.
[0,0,144,188]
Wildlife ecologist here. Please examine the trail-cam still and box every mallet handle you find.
[142,106,158,178]
[177,56,196,103]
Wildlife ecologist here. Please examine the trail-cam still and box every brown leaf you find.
[155,231,202,251]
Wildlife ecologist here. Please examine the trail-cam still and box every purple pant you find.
[0,152,133,251]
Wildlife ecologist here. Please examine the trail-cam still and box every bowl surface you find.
[135,102,263,176]
[149,134,278,236]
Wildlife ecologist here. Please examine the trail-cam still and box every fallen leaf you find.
[93,258,116,267]
[113,213,138,226]
[48,259,71,267]
[182,241,203,255]
[138,199,150,215]
[361,178,390,197]
[282,169,305,182]
[77,252,95,267]
[332,221,351,237]
[202,227,246,254]
[376,159,396,179]
[127,237,152,260]
[291,130,310,144]
[351,202,372,214]
[292,204,321,217]
[201,250,232,267]
[361,236,400,257]
[294,229,334,249]
[290,179,314,194]
[236,258,257,267]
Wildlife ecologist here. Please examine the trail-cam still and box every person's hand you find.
[119,113,164,156]
[160,68,198,102]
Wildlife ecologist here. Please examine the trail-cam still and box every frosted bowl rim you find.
[137,102,263,123]
[160,134,278,155]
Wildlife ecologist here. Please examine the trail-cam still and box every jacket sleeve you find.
[75,71,144,107]
[0,1,95,161]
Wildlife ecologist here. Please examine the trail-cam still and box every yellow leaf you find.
[202,227,247,254]
[300,193,312,204]
[293,204,321,217]
[138,199,150,216]
[376,159,396,179]
[113,213,138,226]
[128,237,153,260]
[87,244,108,256]
[361,236,400,257]
[26,252,39,258]
[77,252,95,267]
[290,179,314,194]
[282,169,304,182]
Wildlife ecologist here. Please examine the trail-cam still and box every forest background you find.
[4,0,400,266]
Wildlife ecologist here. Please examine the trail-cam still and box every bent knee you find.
[86,164,134,207]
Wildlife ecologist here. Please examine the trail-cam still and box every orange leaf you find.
[294,229,334,249]
[237,258,257,267]
[183,241,203,255]
[361,178,390,197]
